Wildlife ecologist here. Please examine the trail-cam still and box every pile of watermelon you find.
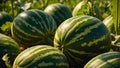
[0,2,119,68]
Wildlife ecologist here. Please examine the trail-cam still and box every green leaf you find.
[0,22,13,35]
[2,54,12,68]
[111,0,120,35]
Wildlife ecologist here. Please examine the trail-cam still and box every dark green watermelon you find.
[44,3,72,26]
[13,45,69,68]
[0,12,13,35]
[11,9,57,47]
[84,52,120,68]
[54,15,111,67]
[0,12,13,26]
[0,33,21,68]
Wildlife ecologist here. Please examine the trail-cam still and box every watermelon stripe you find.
[36,54,68,67]
[60,5,72,18]
[12,26,45,45]
[30,10,51,33]
[64,49,85,64]
[12,25,36,40]
[14,17,45,37]
[0,35,19,48]
[66,50,84,61]
[33,10,57,33]
[54,5,68,20]
[81,34,106,47]
[16,46,47,63]
[52,9,65,23]
[67,48,99,56]
[54,17,84,43]
[16,12,47,36]
[17,47,46,67]
[55,62,69,67]
[66,20,101,46]
[0,40,18,48]
[37,62,54,67]
[37,62,68,67]
[56,16,92,40]
[13,24,40,38]
[12,29,31,41]
[54,16,83,44]
[98,58,120,67]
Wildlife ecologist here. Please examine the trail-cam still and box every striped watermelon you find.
[44,3,72,26]
[11,9,57,47]
[72,0,101,20]
[13,45,69,68]
[54,15,111,67]
[0,12,13,26]
[103,15,115,34]
[0,12,13,35]
[72,0,91,16]
[84,52,120,68]
[0,33,21,68]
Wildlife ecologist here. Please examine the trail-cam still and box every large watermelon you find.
[11,9,57,47]
[84,52,120,68]
[0,33,21,68]
[13,45,69,68]
[54,15,111,67]
[44,3,72,26]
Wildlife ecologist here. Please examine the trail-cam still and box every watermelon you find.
[0,12,13,35]
[0,12,13,26]
[0,33,21,68]
[44,3,72,26]
[103,15,115,34]
[84,52,120,68]
[72,0,91,16]
[13,45,69,68]
[72,0,102,20]
[11,9,57,47]
[54,15,111,67]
